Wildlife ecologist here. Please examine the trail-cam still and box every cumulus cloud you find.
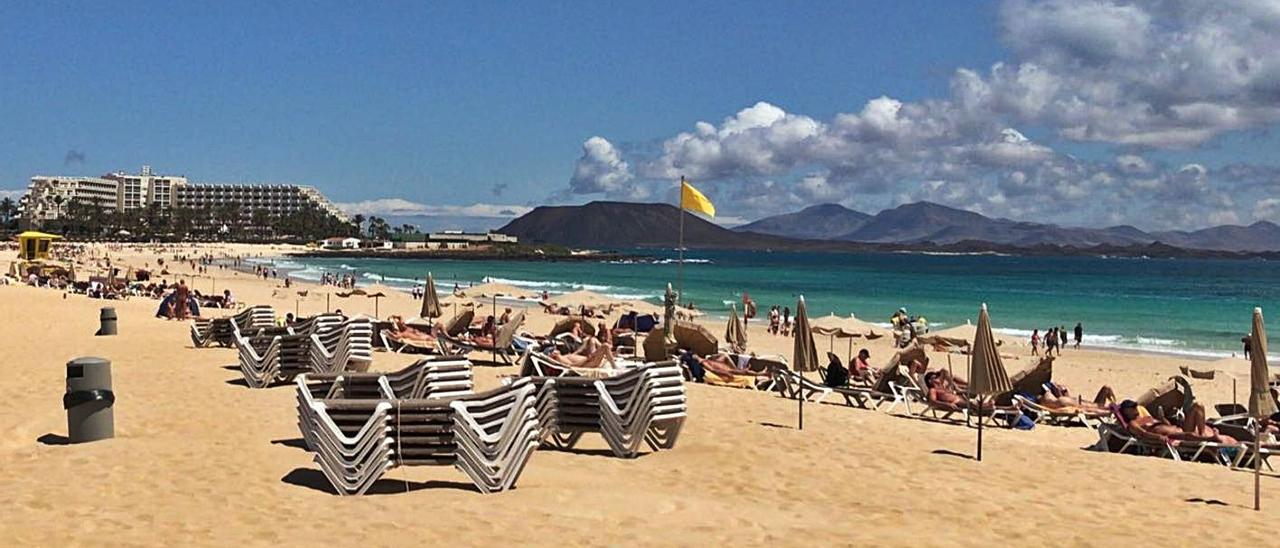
[559,0,1280,230]
[569,137,635,195]
[987,0,1280,147]
[335,198,531,218]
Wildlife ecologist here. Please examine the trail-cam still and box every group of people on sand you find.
[766,305,793,336]
[1030,322,1083,356]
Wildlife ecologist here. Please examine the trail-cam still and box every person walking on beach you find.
[1073,322,1083,349]
[1030,329,1040,356]
[174,280,190,321]
[1045,327,1058,357]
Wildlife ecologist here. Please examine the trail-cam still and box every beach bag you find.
[1011,413,1035,430]
[825,362,849,387]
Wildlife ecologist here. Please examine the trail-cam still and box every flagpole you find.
[677,176,686,305]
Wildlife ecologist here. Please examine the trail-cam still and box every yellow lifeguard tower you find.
[11,231,74,279]
[17,231,61,261]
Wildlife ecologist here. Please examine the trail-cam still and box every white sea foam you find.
[992,328,1227,359]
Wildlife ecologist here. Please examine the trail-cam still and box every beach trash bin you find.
[96,307,118,336]
[64,357,115,443]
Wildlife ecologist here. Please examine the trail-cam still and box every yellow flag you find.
[680,179,716,217]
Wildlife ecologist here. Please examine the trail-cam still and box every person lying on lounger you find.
[1118,400,1237,445]
[548,341,616,369]
[1039,382,1115,412]
[914,362,967,392]
[924,372,993,410]
[385,315,439,343]
[698,352,770,379]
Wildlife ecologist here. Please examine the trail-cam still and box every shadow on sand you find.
[281,468,477,495]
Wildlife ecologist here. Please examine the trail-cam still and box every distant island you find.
[497,201,1280,259]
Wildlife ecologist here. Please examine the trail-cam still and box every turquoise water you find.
[255,250,1280,359]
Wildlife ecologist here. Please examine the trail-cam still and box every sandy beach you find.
[2,242,1278,546]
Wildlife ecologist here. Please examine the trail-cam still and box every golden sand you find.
[1,243,1276,546]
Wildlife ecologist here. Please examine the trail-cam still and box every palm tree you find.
[250,208,271,239]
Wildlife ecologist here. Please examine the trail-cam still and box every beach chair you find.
[295,374,540,495]
[305,357,474,401]
[1012,394,1108,428]
[237,314,344,388]
[1211,422,1277,470]
[1213,403,1250,426]
[445,312,525,365]
[771,367,833,404]
[531,362,686,458]
[190,305,275,347]
[379,328,444,354]
[309,318,374,375]
[897,369,1020,426]
[1092,408,1235,465]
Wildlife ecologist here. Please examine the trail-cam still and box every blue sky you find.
[3,1,1279,230]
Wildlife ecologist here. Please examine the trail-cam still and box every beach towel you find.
[704,370,755,389]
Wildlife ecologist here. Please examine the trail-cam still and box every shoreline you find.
[287,248,644,262]
[253,252,1244,363]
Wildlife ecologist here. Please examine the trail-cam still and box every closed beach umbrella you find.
[792,296,820,430]
[1249,307,1276,511]
[725,303,747,350]
[968,303,1012,461]
[421,272,442,320]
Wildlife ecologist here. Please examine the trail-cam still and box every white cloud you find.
[0,189,24,201]
[335,198,531,218]
[569,136,635,195]
[1253,198,1280,222]
[559,0,1280,230]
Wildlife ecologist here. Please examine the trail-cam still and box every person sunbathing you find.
[385,315,437,343]
[925,372,993,410]
[467,316,498,347]
[698,352,769,379]
[548,342,616,369]
[1039,383,1114,412]
[1118,400,1237,445]
[915,364,966,391]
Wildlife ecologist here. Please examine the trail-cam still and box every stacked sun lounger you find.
[308,318,375,374]
[236,313,345,388]
[303,357,474,401]
[294,372,539,496]
[531,361,686,458]
[190,305,275,347]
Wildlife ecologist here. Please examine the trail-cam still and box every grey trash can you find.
[65,357,115,443]
[96,307,117,336]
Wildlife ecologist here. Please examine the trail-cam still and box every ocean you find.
[251,250,1280,359]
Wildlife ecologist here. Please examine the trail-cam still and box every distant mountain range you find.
[498,200,1280,257]
[735,203,872,240]
[737,201,1280,252]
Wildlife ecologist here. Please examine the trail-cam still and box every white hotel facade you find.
[19,165,349,226]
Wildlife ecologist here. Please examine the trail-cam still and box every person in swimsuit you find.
[1119,400,1237,445]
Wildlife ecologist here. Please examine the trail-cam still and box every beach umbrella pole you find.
[798,372,804,430]
[976,395,984,462]
[1255,428,1262,511]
